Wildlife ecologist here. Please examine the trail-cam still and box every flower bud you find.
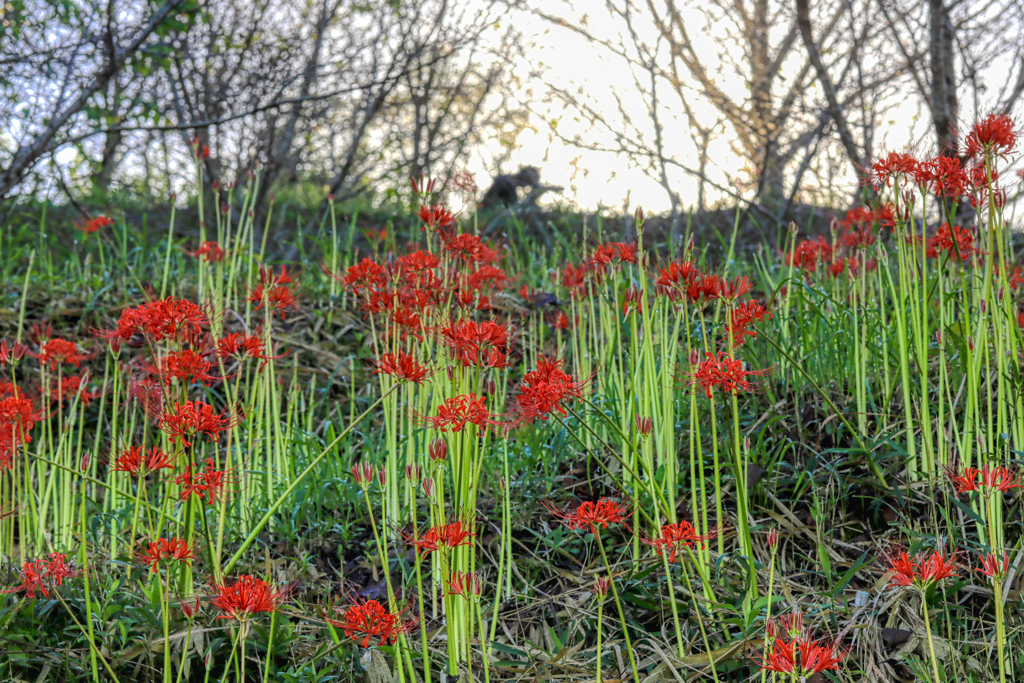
[767,528,778,550]
[181,596,201,619]
[634,415,653,439]
[212,180,221,191]
[483,378,497,396]
[422,477,435,500]
[377,466,387,489]
[689,348,699,366]
[406,464,421,482]
[981,298,988,315]
[351,461,374,488]
[429,439,448,463]
[80,453,90,472]
[594,576,611,599]
[634,206,645,232]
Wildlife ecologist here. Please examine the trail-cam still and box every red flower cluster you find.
[964,113,1017,158]
[136,537,196,573]
[945,464,1019,495]
[156,400,239,447]
[97,296,209,348]
[188,241,226,262]
[784,236,833,273]
[3,553,79,598]
[728,300,772,347]
[640,522,719,563]
[422,394,497,432]
[510,356,589,425]
[759,632,847,678]
[111,445,175,477]
[175,458,235,505]
[404,521,474,555]
[439,319,509,368]
[370,351,429,384]
[153,349,222,386]
[324,597,418,648]
[209,575,292,622]
[29,339,89,369]
[546,497,629,532]
[76,215,113,234]
[692,352,765,398]
[882,547,959,590]
[921,223,981,260]
[247,267,297,319]
[0,395,38,467]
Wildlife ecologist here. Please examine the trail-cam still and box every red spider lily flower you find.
[452,171,477,195]
[945,464,1020,495]
[188,241,226,262]
[3,559,48,598]
[464,264,508,291]
[719,275,753,300]
[827,258,847,278]
[403,521,475,556]
[216,332,283,363]
[839,226,878,251]
[728,300,772,346]
[0,395,39,447]
[3,554,80,598]
[438,319,510,368]
[923,223,981,260]
[545,497,629,533]
[548,311,571,330]
[440,232,501,266]
[327,258,389,295]
[76,215,113,234]
[783,236,832,272]
[509,356,591,425]
[870,151,920,189]
[882,547,960,590]
[111,445,175,477]
[324,597,418,648]
[247,283,297,319]
[422,394,498,432]
[209,575,292,623]
[28,339,90,369]
[915,155,970,197]
[136,538,197,573]
[640,522,719,563]
[399,249,441,274]
[176,458,236,505]
[96,297,209,347]
[685,273,723,303]
[759,635,847,677]
[692,352,768,398]
[41,553,77,588]
[0,339,27,367]
[48,374,102,407]
[447,571,482,598]
[977,552,1011,580]
[370,351,430,384]
[156,401,239,447]
[417,203,456,232]
[654,260,700,291]
[153,349,223,386]
[965,113,1017,157]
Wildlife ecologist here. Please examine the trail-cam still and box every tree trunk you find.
[929,0,958,156]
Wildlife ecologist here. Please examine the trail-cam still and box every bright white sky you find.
[480,2,1018,213]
